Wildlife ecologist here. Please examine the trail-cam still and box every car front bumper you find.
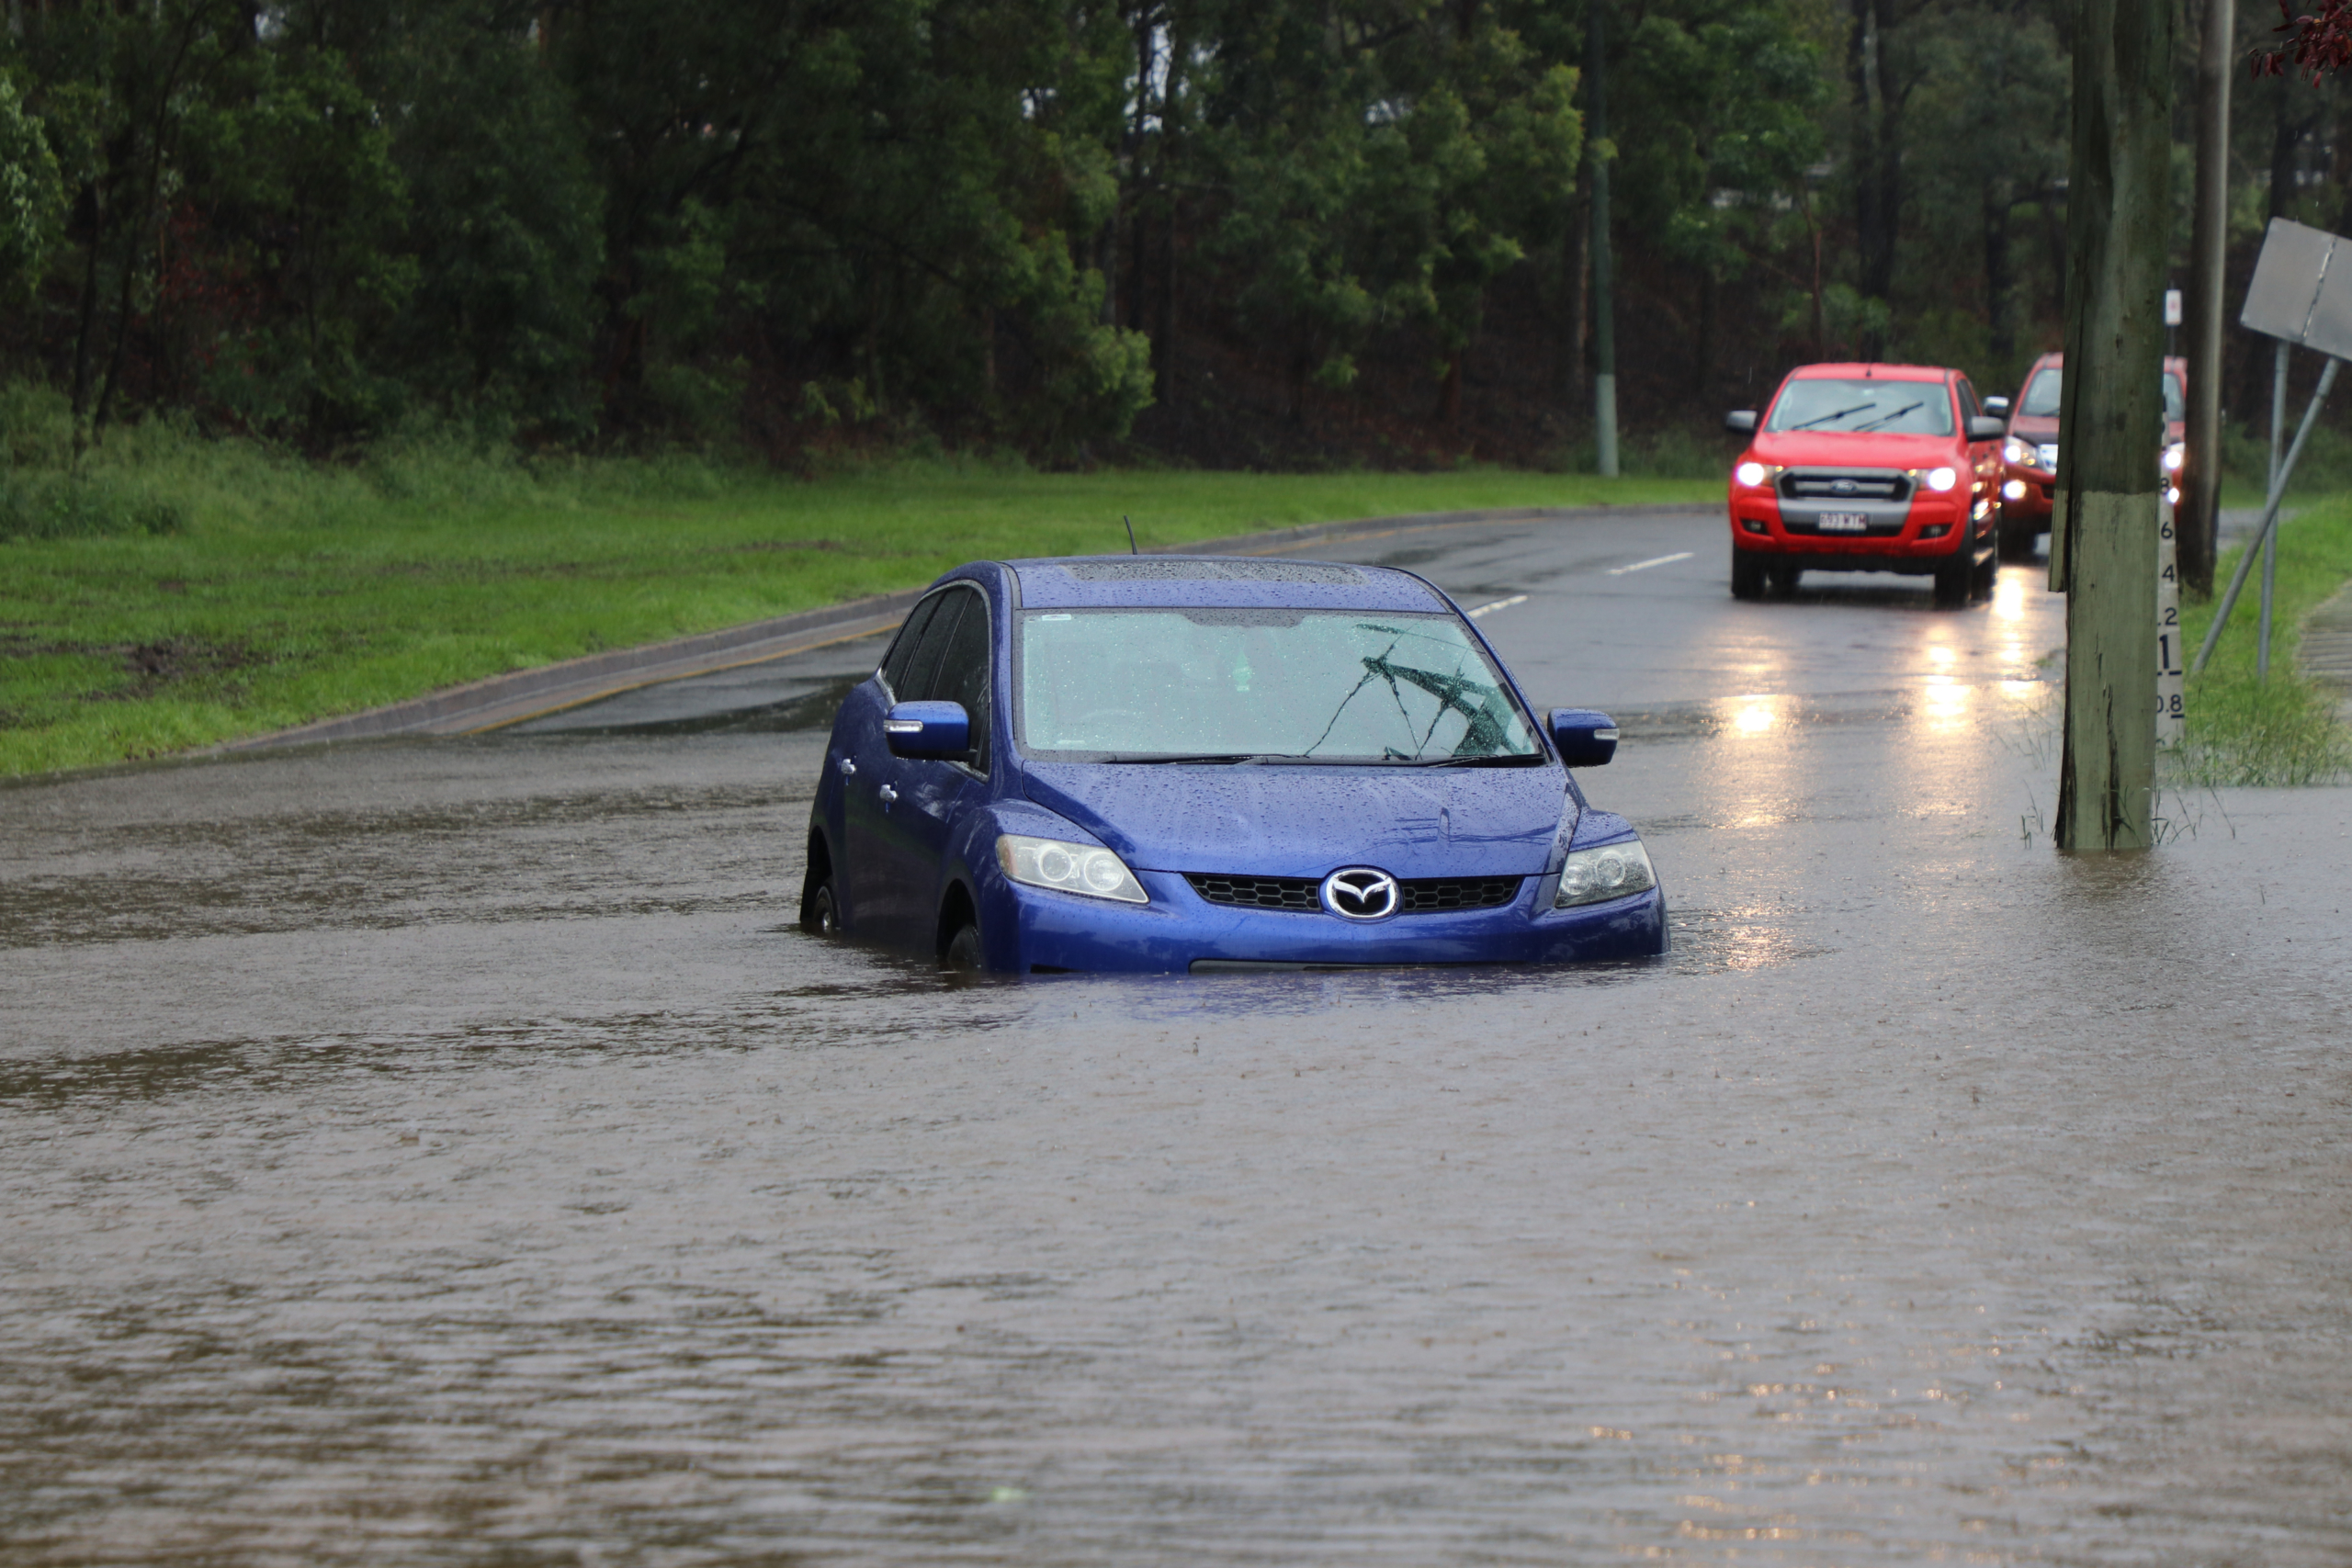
[998,870,1668,975]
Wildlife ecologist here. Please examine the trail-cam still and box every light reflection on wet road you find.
[5,511,2350,1563]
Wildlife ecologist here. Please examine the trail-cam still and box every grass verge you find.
[2174,491,2352,786]
[1,436,1713,778]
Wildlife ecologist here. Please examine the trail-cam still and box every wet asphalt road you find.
[6,509,2352,1564]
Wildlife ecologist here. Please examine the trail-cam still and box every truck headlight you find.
[2162,442,2185,474]
[1554,840,1657,908]
[1920,466,1957,491]
[998,834,1148,904]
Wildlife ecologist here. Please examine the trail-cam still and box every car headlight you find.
[2162,442,2185,474]
[1920,466,1958,492]
[997,833,1148,904]
[2002,436,2036,467]
[1554,840,1657,908]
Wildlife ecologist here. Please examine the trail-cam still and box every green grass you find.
[2175,492,2352,787]
[0,434,1712,777]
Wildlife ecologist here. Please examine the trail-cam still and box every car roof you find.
[1785,361,1950,383]
[1008,556,1453,612]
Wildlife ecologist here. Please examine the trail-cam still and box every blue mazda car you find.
[799,556,1667,974]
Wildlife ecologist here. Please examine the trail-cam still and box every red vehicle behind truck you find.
[1723,362,2007,607]
[1996,352,2188,559]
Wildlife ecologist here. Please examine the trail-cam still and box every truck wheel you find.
[1996,512,2038,561]
[1932,555,1973,609]
[1765,561,1802,597]
[1972,547,1998,601]
[1730,552,1767,601]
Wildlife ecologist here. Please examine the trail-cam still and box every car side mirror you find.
[1967,415,2007,440]
[1981,395,2010,417]
[1548,708,1619,768]
[884,700,971,760]
[1724,409,1758,435]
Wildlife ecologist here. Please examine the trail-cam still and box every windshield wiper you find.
[1785,400,1876,431]
[1096,752,1272,765]
[1849,400,1924,433]
[1386,752,1543,767]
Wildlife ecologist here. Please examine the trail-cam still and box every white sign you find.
[2165,288,2184,327]
[2156,498,2185,745]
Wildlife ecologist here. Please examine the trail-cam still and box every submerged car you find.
[800,557,1668,974]
[1997,351,2188,558]
[1723,361,2007,607]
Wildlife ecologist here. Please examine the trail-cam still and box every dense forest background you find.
[0,0,2343,471]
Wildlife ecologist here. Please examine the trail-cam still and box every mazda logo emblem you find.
[1321,867,1400,920]
[1830,478,1858,495]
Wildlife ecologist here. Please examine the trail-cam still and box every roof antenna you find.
[1123,514,1138,555]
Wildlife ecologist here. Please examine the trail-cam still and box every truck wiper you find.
[1785,400,1875,431]
[1849,401,1924,433]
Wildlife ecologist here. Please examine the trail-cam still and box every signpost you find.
[2191,217,2352,676]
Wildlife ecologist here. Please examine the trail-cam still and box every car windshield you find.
[1016,607,1542,763]
[1765,378,1953,435]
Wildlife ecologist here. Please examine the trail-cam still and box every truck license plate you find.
[1818,512,1869,532]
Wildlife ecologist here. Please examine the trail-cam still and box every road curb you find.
[2298,579,2352,711]
[231,502,1697,749]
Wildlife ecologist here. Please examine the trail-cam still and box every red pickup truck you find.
[1996,351,2188,559]
[1724,362,2007,608]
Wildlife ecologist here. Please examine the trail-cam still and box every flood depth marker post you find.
[2191,218,2352,677]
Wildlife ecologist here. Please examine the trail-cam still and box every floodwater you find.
[5,521,2351,1564]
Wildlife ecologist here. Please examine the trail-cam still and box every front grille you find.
[1396,876,1521,913]
[1780,469,1912,502]
[1185,873,1523,915]
[1187,873,1319,910]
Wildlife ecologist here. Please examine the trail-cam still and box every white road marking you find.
[1606,551,1696,576]
[1467,594,1528,618]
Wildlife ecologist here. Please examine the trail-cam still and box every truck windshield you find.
[1016,607,1542,763]
[1766,378,1954,435]
[2019,366,2183,422]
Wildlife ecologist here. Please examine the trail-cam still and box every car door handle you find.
[837,757,856,777]
[877,784,898,803]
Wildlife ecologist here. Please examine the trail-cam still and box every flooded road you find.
[6,513,2351,1564]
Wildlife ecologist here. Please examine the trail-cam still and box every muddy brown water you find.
[5,534,2351,1563]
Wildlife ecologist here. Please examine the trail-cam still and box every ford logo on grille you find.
[1320,867,1399,920]
[1830,478,1859,495]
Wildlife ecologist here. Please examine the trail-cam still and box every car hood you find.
[1750,429,1962,468]
[1022,761,1569,878]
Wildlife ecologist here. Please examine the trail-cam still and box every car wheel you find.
[802,875,842,938]
[1932,555,1973,609]
[1972,547,1998,602]
[942,921,984,971]
[1996,512,2038,561]
[1730,551,1767,601]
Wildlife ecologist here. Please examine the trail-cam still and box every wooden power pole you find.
[2180,0,2234,597]
[2053,0,2173,850]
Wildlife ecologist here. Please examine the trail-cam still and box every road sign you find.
[2241,217,2352,356]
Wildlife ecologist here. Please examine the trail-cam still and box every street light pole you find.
[1587,0,1619,477]
[2180,0,2233,597]
[2053,0,2173,851]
